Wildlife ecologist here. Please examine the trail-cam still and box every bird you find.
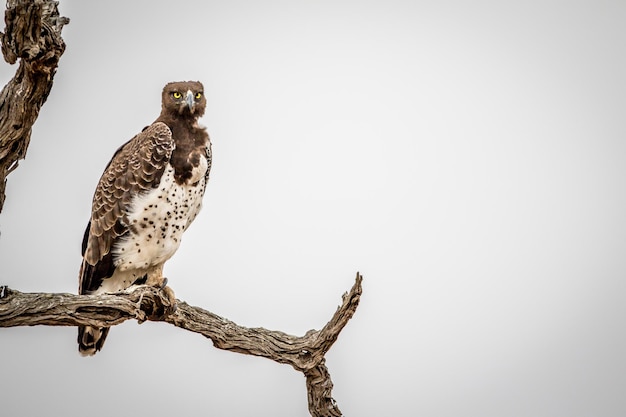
[78,81,211,356]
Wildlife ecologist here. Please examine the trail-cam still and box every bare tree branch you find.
[0,0,69,212]
[0,272,363,417]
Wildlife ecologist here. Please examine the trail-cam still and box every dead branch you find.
[0,272,363,417]
[0,0,69,212]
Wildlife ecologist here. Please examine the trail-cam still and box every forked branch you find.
[0,272,363,417]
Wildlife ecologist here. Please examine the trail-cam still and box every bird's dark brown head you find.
[161,81,206,119]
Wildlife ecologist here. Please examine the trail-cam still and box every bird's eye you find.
[195,92,203,99]
[172,92,182,99]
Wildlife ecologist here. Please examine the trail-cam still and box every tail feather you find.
[79,220,116,356]
[78,325,110,356]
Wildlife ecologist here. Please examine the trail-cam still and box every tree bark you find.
[0,0,68,213]
[0,273,363,417]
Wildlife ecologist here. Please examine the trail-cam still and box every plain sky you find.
[1,1,625,416]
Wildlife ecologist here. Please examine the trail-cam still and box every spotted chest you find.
[112,155,208,271]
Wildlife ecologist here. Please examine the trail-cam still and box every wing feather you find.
[83,122,174,267]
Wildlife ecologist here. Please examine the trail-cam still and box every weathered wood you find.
[0,272,363,416]
[304,359,341,417]
[0,0,68,212]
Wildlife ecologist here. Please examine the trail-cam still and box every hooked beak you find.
[185,90,195,113]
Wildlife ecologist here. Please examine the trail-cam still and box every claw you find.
[160,277,168,290]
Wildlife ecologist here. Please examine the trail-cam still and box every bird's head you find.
[161,81,206,118]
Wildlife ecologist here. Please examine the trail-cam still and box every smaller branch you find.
[0,272,363,417]
[315,274,363,355]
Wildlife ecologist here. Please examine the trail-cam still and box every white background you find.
[1,1,625,416]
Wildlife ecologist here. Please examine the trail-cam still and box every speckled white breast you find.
[112,156,208,272]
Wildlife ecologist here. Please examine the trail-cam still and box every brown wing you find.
[81,122,174,285]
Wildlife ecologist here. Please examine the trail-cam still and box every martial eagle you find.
[78,81,211,356]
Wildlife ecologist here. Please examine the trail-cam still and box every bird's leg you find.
[145,265,177,313]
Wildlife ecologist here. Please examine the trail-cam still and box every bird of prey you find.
[78,81,211,356]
